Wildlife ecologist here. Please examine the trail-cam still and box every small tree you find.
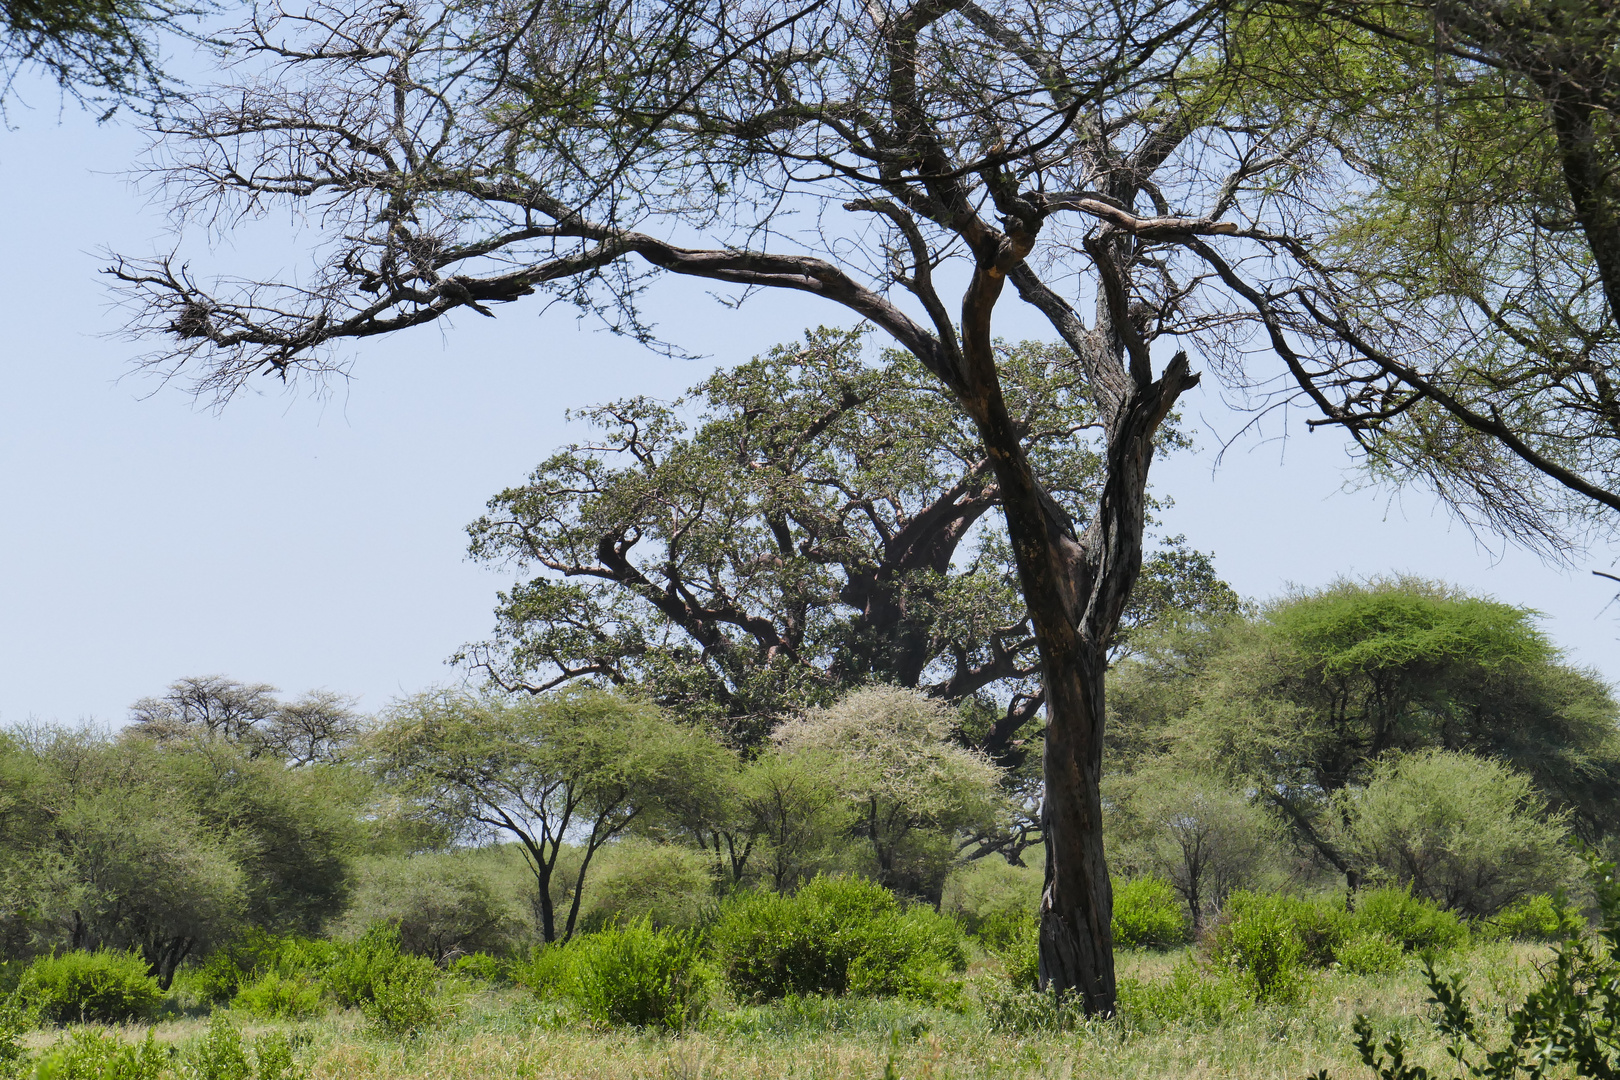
[1106,761,1288,933]
[370,688,733,941]
[1331,750,1578,917]
[773,686,1005,900]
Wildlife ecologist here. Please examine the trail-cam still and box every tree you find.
[370,688,733,942]
[1331,749,1578,917]
[1133,578,1620,884]
[773,685,1005,901]
[466,328,1103,749]
[0,727,357,986]
[110,0,1407,1010]
[1155,1,1620,553]
[130,675,362,766]
[1105,760,1288,933]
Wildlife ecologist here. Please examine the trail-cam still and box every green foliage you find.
[190,932,335,1005]
[939,858,1041,950]
[1346,853,1620,1080]
[1117,961,1254,1029]
[0,992,32,1079]
[576,841,716,933]
[1139,579,1620,871]
[1334,933,1405,977]
[1208,892,1308,1003]
[1105,761,1288,931]
[1334,751,1578,917]
[332,852,519,964]
[773,687,1006,899]
[181,1015,301,1080]
[357,956,448,1037]
[1351,888,1467,954]
[561,920,711,1031]
[710,876,967,1004]
[510,945,575,999]
[447,953,507,985]
[371,687,731,943]
[18,950,163,1025]
[1487,894,1581,942]
[1111,877,1188,949]
[33,1030,166,1080]
[321,923,449,1035]
[990,915,1040,991]
[230,971,324,1020]
[462,330,1119,746]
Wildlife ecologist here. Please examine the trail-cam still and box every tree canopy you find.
[463,327,1227,752]
[1111,577,1620,881]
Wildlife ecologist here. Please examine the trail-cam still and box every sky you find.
[1,75,1618,727]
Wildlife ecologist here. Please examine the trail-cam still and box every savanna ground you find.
[21,943,1550,1080]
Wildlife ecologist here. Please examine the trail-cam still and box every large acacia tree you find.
[113,0,1381,1010]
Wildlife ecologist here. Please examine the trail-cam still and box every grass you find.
[13,943,1552,1080]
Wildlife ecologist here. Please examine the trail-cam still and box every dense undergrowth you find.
[0,870,1596,1080]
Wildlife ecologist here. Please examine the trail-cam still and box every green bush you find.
[191,932,336,1004]
[990,914,1040,991]
[325,922,449,1035]
[447,953,508,984]
[33,1030,166,1080]
[1208,892,1307,1003]
[1111,876,1188,948]
[939,859,1041,948]
[358,956,448,1036]
[0,992,31,1079]
[1334,932,1404,976]
[1486,893,1578,941]
[1350,887,1467,953]
[18,951,164,1025]
[577,841,717,933]
[230,971,324,1020]
[1347,852,1620,1080]
[564,920,711,1031]
[510,945,575,998]
[181,1015,301,1080]
[710,876,968,1004]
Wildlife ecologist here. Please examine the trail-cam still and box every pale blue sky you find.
[1,76,1616,726]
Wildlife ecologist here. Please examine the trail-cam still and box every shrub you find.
[1333,750,1578,917]
[181,1015,302,1080]
[358,955,448,1036]
[1111,876,1188,948]
[510,945,575,998]
[1334,932,1404,976]
[331,854,519,965]
[1351,887,1467,953]
[1207,892,1307,1003]
[565,920,711,1031]
[0,993,31,1079]
[1487,893,1578,941]
[577,841,717,933]
[939,859,1041,948]
[191,932,336,1004]
[33,1030,166,1080]
[1347,852,1620,1080]
[710,876,968,1004]
[319,921,450,1035]
[231,971,324,1020]
[990,914,1039,991]
[448,953,508,984]
[18,951,164,1025]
